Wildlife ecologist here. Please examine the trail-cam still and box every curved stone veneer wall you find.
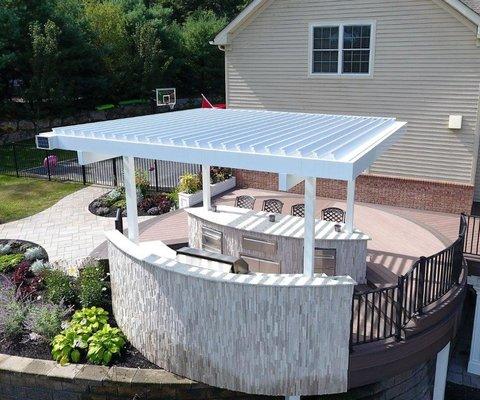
[106,231,355,396]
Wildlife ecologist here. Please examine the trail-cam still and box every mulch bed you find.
[0,338,159,370]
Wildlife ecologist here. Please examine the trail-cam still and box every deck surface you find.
[92,187,460,285]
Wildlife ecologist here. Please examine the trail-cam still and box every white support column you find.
[123,156,139,242]
[433,342,451,400]
[202,164,211,210]
[345,178,356,234]
[303,177,316,277]
[468,278,480,375]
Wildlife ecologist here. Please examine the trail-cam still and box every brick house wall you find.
[235,170,474,214]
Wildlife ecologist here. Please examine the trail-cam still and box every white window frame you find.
[308,20,376,78]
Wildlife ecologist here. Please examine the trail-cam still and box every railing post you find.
[460,212,467,236]
[81,165,87,185]
[112,158,118,187]
[396,276,404,341]
[45,150,51,181]
[12,143,19,177]
[154,160,159,192]
[417,257,426,316]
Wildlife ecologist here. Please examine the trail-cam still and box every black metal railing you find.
[0,141,200,190]
[464,213,480,257]
[351,214,466,346]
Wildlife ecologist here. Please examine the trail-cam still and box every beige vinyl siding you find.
[225,0,480,184]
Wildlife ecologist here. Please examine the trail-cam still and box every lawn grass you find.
[0,175,85,223]
[0,139,76,173]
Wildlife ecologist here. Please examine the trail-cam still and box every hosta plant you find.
[51,327,89,365]
[70,307,109,334]
[87,324,126,365]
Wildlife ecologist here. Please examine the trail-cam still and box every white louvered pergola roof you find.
[37,108,406,181]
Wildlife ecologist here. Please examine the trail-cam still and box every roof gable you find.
[212,0,480,45]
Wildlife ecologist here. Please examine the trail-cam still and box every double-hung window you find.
[311,22,375,76]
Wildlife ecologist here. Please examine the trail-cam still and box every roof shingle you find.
[460,0,480,14]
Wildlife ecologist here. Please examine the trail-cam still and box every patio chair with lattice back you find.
[321,207,346,223]
[291,203,305,218]
[262,199,284,214]
[234,195,256,210]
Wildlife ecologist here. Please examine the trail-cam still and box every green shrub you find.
[44,270,76,305]
[0,301,26,340]
[0,253,24,273]
[178,173,201,194]
[112,198,126,210]
[95,104,115,111]
[25,303,68,342]
[70,307,109,334]
[135,170,150,196]
[118,99,148,106]
[87,324,126,365]
[167,188,179,208]
[51,327,88,365]
[78,265,107,308]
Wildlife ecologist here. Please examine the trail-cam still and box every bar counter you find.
[187,205,370,283]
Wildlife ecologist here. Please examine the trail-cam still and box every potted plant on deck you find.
[177,167,236,208]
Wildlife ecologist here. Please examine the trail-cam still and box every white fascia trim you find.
[212,0,267,45]
[441,0,480,36]
[212,0,480,45]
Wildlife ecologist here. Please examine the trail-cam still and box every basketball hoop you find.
[156,88,176,110]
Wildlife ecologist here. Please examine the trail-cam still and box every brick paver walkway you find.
[0,185,152,267]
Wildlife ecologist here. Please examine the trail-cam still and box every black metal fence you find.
[0,141,200,191]
[464,213,480,257]
[351,214,467,346]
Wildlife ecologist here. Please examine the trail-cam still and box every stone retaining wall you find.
[0,99,201,145]
[107,231,355,396]
[235,169,474,214]
[0,353,435,400]
[0,354,271,400]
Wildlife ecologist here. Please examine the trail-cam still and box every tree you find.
[24,20,61,124]
[155,0,250,21]
[135,21,172,96]
[179,10,227,96]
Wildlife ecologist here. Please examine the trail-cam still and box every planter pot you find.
[178,177,236,209]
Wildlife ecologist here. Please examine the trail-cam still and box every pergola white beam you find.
[278,173,304,191]
[77,151,116,165]
[345,179,356,234]
[202,164,211,210]
[39,109,407,183]
[303,177,316,277]
[123,156,139,242]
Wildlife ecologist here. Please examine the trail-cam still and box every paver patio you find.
[0,185,153,267]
